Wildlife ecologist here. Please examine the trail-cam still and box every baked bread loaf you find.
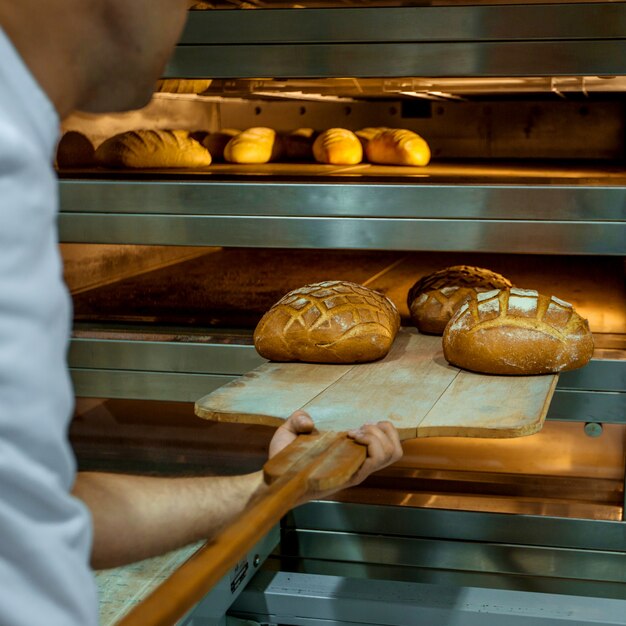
[365,128,431,166]
[95,129,212,168]
[56,131,95,168]
[254,281,400,364]
[408,265,513,335]
[281,128,317,161]
[201,129,240,161]
[155,79,212,94]
[443,288,594,375]
[355,127,388,148]
[313,128,363,165]
[224,127,280,164]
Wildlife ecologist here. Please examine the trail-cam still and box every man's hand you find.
[268,410,403,491]
[269,410,316,459]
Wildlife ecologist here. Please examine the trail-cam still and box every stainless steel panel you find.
[547,389,626,424]
[166,41,626,79]
[559,359,626,393]
[231,571,626,626]
[280,529,626,583]
[58,180,626,221]
[288,502,626,551]
[58,214,626,254]
[180,4,626,44]
[69,338,264,375]
[70,368,234,402]
[262,555,626,600]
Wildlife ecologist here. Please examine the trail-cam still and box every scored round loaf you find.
[443,288,594,375]
[313,129,363,165]
[201,129,240,161]
[407,265,513,335]
[254,281,400,364]
[95,129,212,168]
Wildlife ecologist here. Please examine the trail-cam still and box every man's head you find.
[0,0,190,117]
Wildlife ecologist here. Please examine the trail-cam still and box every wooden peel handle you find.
[117,432,365,626]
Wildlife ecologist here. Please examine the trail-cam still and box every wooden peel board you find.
[195,329,558,440]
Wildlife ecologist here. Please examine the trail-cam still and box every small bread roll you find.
[280,128,317,161]
[313,128,363,165]
[365,128,431,166]
[443,288,594,375]
[56,131,95,169]
[95,129,212,169]
[408,266,513,335]
[224,127,281,164]
[201,129,241,162]
[355,127,388,148]
[254,281,400,364]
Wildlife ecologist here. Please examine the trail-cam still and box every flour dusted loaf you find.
[365,128,431,166]
[408,266,513,335]
[443,288,594,375]
[313,128,363,165]
[95,129,212,168]
[254,281,400,364]
[224,127,281,164]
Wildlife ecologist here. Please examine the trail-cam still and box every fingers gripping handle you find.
[263,431,367,492]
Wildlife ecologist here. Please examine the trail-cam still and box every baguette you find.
[95,129,212,168]
[254,280,400,364]
[443,288,594,375]
[365,128,430,166]
[313,128,363,165]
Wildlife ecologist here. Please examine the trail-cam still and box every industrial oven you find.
[58,2,626,624]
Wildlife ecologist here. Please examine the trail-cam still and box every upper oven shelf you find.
[170,3,626,78]
[58,166,626,254]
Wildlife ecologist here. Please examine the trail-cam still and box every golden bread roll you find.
[407,266,513,335]
[56,131,95,169]
[224,127,280,164]
[443,288,594,375]
[365,128,431,166]
[280,128,317,161]
[95,129,212,168]
[254,280,400,364]
[155,79,212,94]
[201,129,241,161]
[313,128,363,165]
[355,127,388,148]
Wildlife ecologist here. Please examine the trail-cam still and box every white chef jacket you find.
[0,27,97,626]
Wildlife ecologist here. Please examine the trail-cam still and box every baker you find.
[0,2,403,624]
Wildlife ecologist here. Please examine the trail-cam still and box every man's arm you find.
[73,412,402,570]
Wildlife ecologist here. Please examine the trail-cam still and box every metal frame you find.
[229,571,626,626]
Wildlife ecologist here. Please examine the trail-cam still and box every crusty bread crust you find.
[408,265,513,335]
[313,129,363,165]
[443,288,594,375]
[254,281,400,363]
[95,129,211,168]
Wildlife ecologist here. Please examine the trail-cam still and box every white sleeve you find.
[0,27,98,626]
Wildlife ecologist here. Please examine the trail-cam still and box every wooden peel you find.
[118,328,558,625]
[116,431,365,626]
